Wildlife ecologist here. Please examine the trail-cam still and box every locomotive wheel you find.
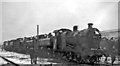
[76,55,82,63]
[60,51,83,64]
[65,52,72,62]
[61,51,68,60]
[89,56,96,63]
[61,52,73,62]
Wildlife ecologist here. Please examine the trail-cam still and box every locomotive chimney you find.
[73,25,78,31]
[88,23,93,28]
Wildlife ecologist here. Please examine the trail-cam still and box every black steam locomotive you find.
[3,23,102,64]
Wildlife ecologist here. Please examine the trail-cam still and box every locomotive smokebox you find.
[73,25,78,31]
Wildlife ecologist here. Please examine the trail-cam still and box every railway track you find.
[58,63,120,66]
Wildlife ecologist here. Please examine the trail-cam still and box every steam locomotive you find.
[3,24,102,64]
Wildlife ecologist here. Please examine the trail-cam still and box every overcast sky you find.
[1,0,119,42]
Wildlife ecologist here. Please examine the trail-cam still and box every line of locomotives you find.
[3,24,103,64]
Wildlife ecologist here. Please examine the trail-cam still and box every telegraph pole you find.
[37,25,39,36]
[35,25,39,50]
[32,25,39,64]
